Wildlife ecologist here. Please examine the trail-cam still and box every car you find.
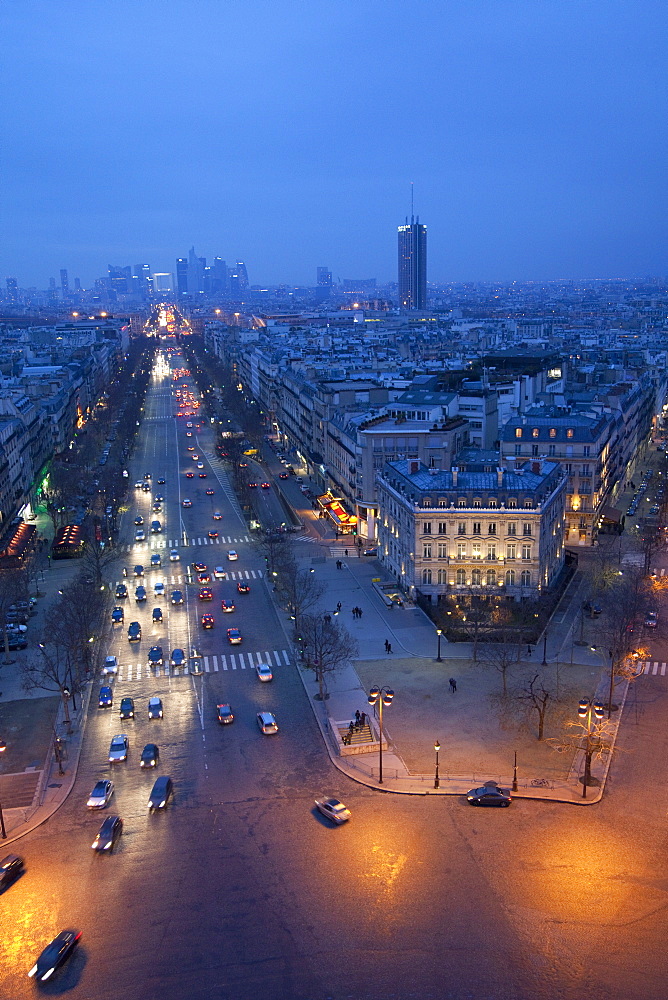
[109,735,129,763]
[134,515,144,525]
[188,651,203,674]
[0,633,27,650]
[261,482,271,489]
[154,581,165,596]
[237,582,250,594]
[171,589,184,605]
[227,550,238,561]
[315,797,351,824]
[155,494,164,502]
[144,472,151,480]
[142,483,151,492]
[111,606,124,624]
[239,460,248,468]
[279,472,289,479]
[102,655,119,676]
[208,529,218,538]
[257,711,278,734]
[256,662,273,682]
[148,775,173,809]
[186,421,193,427]
[135,529,145,541]
[170,548,180,561]
[192,453,199,460]
[28,929,82,982]
[645,611,658,628]
[363,547,378,557]
[151,606,163,623]
[201,613,215,629]
[299,485,310,494]
[135,585,147,602]
[216,703,234,724]
[220,599,235,613]
[187,445,195,450]
[153,504,162,513]
[186,471,194,478]
[583,601,602,618]
[198,587,213,601]
[193,561,207,572]
[115,582,128,600]
[148,645,164,666]
[212,511,222,520]
[157,478,166,485]
[206,488,215,496]
[140,743,159,767]
[134,564,144,576]
[135,480,143,488]
[186,432,193,438]
[227,628,242,644]
[248,481,257,488]
[650,505,660,515]
[198,571,211,583]
[119,697,134,720]
[91,815,123,852]
[171,648,185,667]
[197,462,204,469]
[466,783,512,807]
[214,565,226,579]
[128,621,141,641]
[151,520,162,533]
[199,473,207,478]
[148,697,163,719]
[182,498,192,507]
[87,779,114,809]
[0,853,24,889]
[98,686,113,708]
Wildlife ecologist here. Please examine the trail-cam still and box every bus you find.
[51,524,85,560]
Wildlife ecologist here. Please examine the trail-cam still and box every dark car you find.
[134,564,144,577]
[98,686,113,708]
[148,775,173,809]
[170,648,185,667]
[157,478,166,485]
[128,622,141,641]
[91,815,123,852]
[0,853,24,889]
[148,645,163,666]
[28,930,82,981]
[171,590,184,605]
[237,582,250,594]
[119,697,135,720]
[0,634,28,650]
[140,743,159,767]
[583,601,602,618]
[201,613,215,629]
[135,585,147,602]
[198,587,213,601]
[115,583,128,599]
[466,783,512,807]
[111,606,124,624]
[216,703,234,724]
[152,607,163,624]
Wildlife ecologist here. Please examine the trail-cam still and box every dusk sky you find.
[2,0,667,288]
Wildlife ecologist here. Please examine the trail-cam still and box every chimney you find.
[497,467,503,487]
[410,460,419,475]
[531,461,540,475]
[452,466,458,487]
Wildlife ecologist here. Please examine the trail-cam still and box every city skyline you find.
[3,1,668,287]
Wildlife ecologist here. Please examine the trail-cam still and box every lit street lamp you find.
[434,740,441,788]
[367,685,394,784]
[578,698,605,798]
[436,629,442,662]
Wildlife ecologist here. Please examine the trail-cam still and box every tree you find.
[274,558,326,628]
[479,629,521,697]
[44,579,106,685]
[547,705,619,797]
[517,673,552,740]
[299,613,359,701]
[0,567,30,665]
[21,640,75,734]
[82,524,117,588]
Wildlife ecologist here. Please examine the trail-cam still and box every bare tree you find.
[547,708,620,797]
[517,673,552,740]
[44,579,106,686]
[21,640,75,733]
[299,613,359,701]
[274,558,326,627]
[479,633,521,697]
[82,524,117,589]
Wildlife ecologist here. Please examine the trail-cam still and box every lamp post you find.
[434,740,441,788]
[368,685,394,784]
[541,631,548,666]
[578,698,605,798]
[436,629,442,662]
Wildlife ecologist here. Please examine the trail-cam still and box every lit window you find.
[532,428,539,438]
[515,428,522,438]
[567,429,574,438]
[549,428,556,438]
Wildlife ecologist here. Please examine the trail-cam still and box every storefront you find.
[316,492,358,535]
[0,520,37,569]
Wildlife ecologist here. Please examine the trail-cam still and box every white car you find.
[227,550,238,561]
[135,529,145,542]
[257,711,278,734]
[108,735,129,763]
[170,549,180,562]
[154,581,165,596]
[213,566,226,579]
[256,663,273,682]
[148,697,163,719]
[87,779,114,809]
[102,655,118,676]
[315,797,351,824]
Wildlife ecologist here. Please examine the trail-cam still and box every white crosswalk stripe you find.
[641,661,667,676]
[112,649,290,682]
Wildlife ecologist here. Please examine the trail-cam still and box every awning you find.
[0,521,37,565]
[600,506,623,523]
[316,492,358,529]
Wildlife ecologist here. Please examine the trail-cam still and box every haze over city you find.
[3,0,667,288]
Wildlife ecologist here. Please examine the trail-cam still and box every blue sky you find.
[2,0,666,288]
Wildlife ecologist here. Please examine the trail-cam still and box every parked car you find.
[466,783,511,807]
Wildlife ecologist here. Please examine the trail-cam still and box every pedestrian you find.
[355,709,361,726]
[449,677,457,693]
[384,638,389,652]
[337,601,342,612]
[360,711,366,728]
[387,642,392,653]
[348,721,354,737]
[324,613,331,623]
[358,608,363,618]
[122,566,128,577]
[344,549,348,557]
[527,644,532,655]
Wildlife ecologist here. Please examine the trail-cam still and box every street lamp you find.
[367,685,394,784]
[434,740,441,788]
[541,631,548,666]
[436,628,442,662]
[578,698,605,798]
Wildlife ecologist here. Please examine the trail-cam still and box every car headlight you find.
[41,968,55,981]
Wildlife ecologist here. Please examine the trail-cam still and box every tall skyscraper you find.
[212,257,228,295]
[316,266,332,301]
[60,269,69,297]
[176,258,188,296]
[188,247,203,295]
[397,216,427,310]
[6,277,18,301]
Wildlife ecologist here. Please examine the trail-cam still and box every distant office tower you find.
[212,257,228,295]
[235,262,249,290]
[6,277,18,301]
[228,262,249,296]
[317,266,332,288]
[108,265,132,295]
[187,247,203,295]
[139,264,152,300]
[60,269,69,296]
[74,277,81,292]
[176,258,188,296]
[397,216,427,309]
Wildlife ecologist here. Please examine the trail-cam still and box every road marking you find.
[204,656,210,672]
[230,654,236,670]
[212,655,218,672]
[282,649,290,664]
[220,654,227,671]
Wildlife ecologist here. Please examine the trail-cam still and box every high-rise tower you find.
[397,216,427,310]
